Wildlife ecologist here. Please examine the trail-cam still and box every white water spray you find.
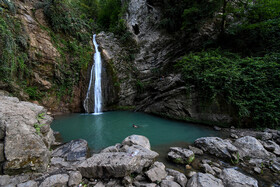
[84,34,102,114]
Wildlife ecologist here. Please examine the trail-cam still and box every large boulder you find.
[52,139,89,161]
[194,137,238,159]
[122,135,151,150]
[187,173,224,187]
[166,168,188,187]
[78,135,158,178]
[120,144,159,166]
[78,152,144,178]
[160,180,181,187]
[220,168,258,187]
[167,147,195,164]
[39,174,69,187]
[262,140,280,156]
[0,96,54,174]
[145,162,167,182]
[234,136,270,159]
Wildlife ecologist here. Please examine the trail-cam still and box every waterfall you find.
[84,34,102,114]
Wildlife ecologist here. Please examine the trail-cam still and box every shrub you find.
[176,50,280,128]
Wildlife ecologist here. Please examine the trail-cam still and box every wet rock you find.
[68,171,82,187]
[17,180,38,187]
[78,152,145,178]
[186,171,197,178]
[253,167,262,174]
[249,158,264,167]
[212,167,222,175]
[194,137,238,159]
[168,147,195,164]
[201,163,215,175]
[234,136,270,159]
[271,161,280,172]
[187,172,224,187]
[262,140,280,156]
[188,146,203,155]
[52,139,89,161]
[160,180,181,187]
[220,168,258,187]
[39,174,69,187]
[166,168,188,187]
[230,133,238,139]
[214,126,221,131]
[145,162,167,182]
[122,135,151,150]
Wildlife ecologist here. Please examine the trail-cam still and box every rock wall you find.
[97,0,233,124]
[0,94,54,174]
[0,0,91,114]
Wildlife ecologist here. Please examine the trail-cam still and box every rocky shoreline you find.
[0,95,279,187]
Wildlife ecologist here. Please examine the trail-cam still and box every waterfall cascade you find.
[84,34,102,114]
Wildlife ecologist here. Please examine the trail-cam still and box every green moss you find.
[187,154,195,164]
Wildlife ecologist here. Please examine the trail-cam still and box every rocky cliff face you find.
[98,0,232,124]
[0,0,91,113]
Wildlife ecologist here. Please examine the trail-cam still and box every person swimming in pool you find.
[132,124,138,128]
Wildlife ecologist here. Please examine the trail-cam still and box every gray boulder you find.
[17,180,38,187]
[168,147,195,164]
[68,171,82,187]
[220,168,258,187]
[160,180,181,187]
[78,152,144,178]
[0,96,54,174]
[0,174,30,186]
[188,146,203,155]
[166,168,188,187]
[234,136,270,159]
[39,174,69,187]
[262,140,280,156]
[187,173,224,187]
[201,163,215,175]
[52,139,89,161]
[145,162,167,182]
[119,145,159,168]
[122,135,151,150]
[194,137,238,159]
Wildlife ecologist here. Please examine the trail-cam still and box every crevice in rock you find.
[132,24,140,35]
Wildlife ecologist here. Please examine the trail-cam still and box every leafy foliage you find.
[43,0,91,42]
[0,5,30,83]
[176,50,280,128]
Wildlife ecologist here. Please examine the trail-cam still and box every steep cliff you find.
[0,0,92,113]
[98,0,233,125]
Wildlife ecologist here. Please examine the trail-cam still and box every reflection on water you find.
[51,111,217,151]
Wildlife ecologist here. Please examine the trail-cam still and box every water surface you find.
[51,111,217,151]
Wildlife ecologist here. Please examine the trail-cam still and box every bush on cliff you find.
[176,50,280,128]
